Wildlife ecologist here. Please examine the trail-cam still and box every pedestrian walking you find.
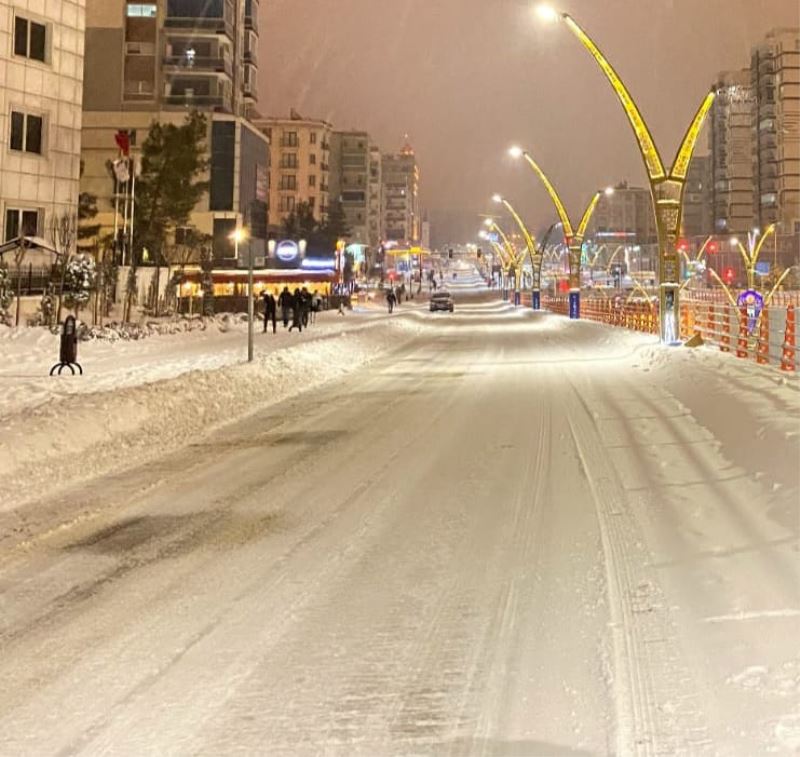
[278,286,293,328]
[386,287,397,314]
[262,291,277,334]
[311,291,323,324]
[289,288,303,332]
[300,287,312,328]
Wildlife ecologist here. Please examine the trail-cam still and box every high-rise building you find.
[80,0,268,266]
[381,141,420,244]
[256,113,333,231]
[0,0,85,243]
[586,181,656,245]
[751,28,800,234]
[682,155,713,237]
[329,130,382,248]
[709,69,755,234]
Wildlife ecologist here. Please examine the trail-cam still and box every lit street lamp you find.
[508,147,607,319]
[492,194,540,307]
[230,226,252,362]
[535,5,715,342]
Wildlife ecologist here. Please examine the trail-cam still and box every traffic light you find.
[707,241,719,254]
[448,248,453,259]
[723,267,735,284]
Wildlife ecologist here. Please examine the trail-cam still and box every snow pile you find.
[0,316,422,513]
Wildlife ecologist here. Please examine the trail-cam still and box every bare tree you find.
[49,212,78,323]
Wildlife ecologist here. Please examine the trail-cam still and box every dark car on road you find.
[430,290,454,313]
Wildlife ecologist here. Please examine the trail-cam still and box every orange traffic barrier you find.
[720,305,731,353]
[736,307,749,359]
[757,309,770,365]
[781,304,796,372]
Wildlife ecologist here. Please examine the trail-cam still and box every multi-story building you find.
[80,0,268,266]
[381,141,420,244]
[329,130,383,248]
[682,154,713,237]
[0,0,85,244]
[256,113,332,231]
[709,69,755,234]
[586,181,656,246]
[751,28,800,234]
[368,144,383,246]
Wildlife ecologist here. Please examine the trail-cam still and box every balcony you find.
[164,0,235,39]
[163,54,232,76]
[165,80,233,112]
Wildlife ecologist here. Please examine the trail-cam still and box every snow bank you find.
[0,316,423,513]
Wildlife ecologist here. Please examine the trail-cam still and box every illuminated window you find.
[127,4,157,17]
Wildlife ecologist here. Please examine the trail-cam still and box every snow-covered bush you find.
[0,262,13,325]
[63,255,97,314]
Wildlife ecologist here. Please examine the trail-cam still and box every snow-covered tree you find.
[0,261,13,325]
[63,255,97,315]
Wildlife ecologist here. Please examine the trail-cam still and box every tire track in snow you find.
[562,378,712,756]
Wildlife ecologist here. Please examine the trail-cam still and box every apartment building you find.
[329,130,383,248]
[81,0,268,265]
[0,0,85,243]
[751,28,800,234]
[709,69,755,234]
[381,142,420,245]
[682,154,713,237]
[585,181,657,245]
[256,113,332,231]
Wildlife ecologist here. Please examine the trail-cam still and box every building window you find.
[308,197,315,209]
[9,111,44,154]
[280,196,296,213]
[281,131,298,147]
[309,153,316,165]
[14,16,47,62]
[5,208,41,241]
[309,175,316,188]
[280,153,297,169]
[126,3,158,16]
[279,175,296,191]
[310,132,317,145]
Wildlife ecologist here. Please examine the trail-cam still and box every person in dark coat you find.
[386,287,397,314]
[278,286,293,328]
[262,291,277,333]
[300,287,312,328]
[289,288,303,332]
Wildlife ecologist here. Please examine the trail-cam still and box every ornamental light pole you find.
[491,194,539,307]
[484,216,525,301]
[508,146,607,319]
[536,5,715,342]
[231,226,252,362]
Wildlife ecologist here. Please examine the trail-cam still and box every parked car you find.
[430,290,454,312]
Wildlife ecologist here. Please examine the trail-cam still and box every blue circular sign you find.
[276,240,300,263]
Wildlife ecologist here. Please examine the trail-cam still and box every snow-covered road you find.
[1,297,798,755]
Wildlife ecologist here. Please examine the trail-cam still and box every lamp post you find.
[508,146,607,319]
[535,5,715,341]
[491,194,539,307]
[484,216,524,303]
[231,227,252,362]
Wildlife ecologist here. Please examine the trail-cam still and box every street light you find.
[491,197,538,306]
[230,226,252,362]
[536,6,715,342]
[508,147,605,319]
[535,4,559,22]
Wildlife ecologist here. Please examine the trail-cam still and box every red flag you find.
[115,131,130,155]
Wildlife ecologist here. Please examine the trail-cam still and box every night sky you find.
[260,0,799,247]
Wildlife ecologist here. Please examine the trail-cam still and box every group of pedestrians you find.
[262,286,323,334]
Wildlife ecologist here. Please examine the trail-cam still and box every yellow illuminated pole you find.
[230,226,252,362]
[491,195,539,306]
[508,146,604,318]
[537,6,715,341]
[484,218,525,300]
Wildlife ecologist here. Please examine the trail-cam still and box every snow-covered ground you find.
[0,295,798,755]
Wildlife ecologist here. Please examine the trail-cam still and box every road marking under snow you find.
[703,609,800,623]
